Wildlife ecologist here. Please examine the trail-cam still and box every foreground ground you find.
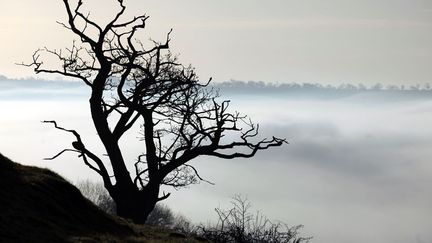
[0,153,206,243]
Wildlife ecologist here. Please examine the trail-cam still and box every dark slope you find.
[0,153,134,242]
[0,154,207,243]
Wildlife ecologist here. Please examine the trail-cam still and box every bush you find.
[146,203,175,228]
[75,181,310,242]
[75,180,177,227]
[197,195,311,243]
[172,214,195,234]
[75,180,116,215]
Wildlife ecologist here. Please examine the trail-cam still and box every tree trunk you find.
[111,184,159,224]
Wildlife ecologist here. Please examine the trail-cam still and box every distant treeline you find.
[1,75,431,95]
[213,80,432,92]
[210,80,432,100]
[0,75,87,100]
[0,75,82,90]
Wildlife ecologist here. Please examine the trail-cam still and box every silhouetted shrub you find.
[76,180,178,227]
[172,214,196,234]
[146,203,175,228]
[197,195,311,243]
[76,180,116,215]
[76,182,308,242]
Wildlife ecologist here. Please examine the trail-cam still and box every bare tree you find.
[24,0,285,223]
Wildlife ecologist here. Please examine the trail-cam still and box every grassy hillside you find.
[0,153,205,243]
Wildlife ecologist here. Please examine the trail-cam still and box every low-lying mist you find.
[1,78,431,243]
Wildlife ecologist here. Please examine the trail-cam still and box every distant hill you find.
[0,153,205,243]
[0,77,87,100]
[2,75,431,101]
[213,80,432,100]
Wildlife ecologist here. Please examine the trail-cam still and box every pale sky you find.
[1,2,432,242]
[0,0,431,85]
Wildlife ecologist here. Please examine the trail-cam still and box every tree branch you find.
[43,120,113,189]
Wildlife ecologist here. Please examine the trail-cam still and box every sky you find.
[0,0,431,85]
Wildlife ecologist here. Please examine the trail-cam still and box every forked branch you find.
[43,120,113,189]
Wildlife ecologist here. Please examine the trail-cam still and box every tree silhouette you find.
[25,0,285,223]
